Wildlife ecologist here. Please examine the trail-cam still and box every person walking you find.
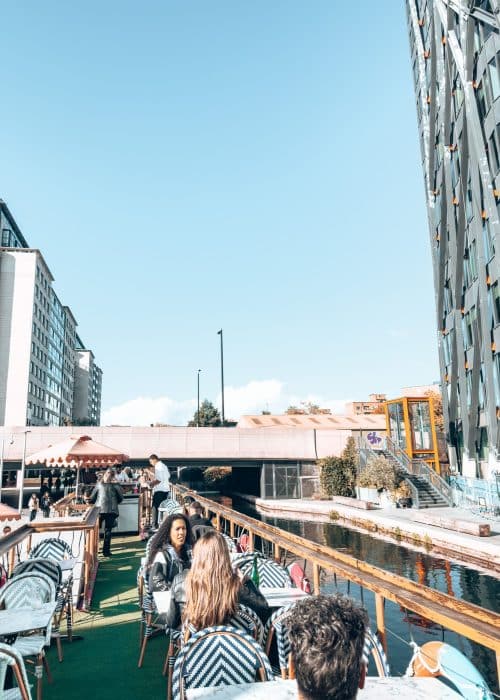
[41,491,52,518]
[148,454,171,529]
[28,493,39,522]
[89,468,123,557]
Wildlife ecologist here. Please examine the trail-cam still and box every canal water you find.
[231,499,500,693]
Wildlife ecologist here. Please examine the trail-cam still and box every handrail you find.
[401,477,420,510]
[384,437,453,506]
[171,483,500,686]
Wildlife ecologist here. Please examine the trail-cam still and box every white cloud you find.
[102,396,196,426]
[102,380,353,426]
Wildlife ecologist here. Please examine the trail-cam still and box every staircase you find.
[376,445,452,509]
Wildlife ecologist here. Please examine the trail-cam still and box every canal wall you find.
[233,493,500,574]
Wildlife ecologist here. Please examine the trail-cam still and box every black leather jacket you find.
[150,544,192,593]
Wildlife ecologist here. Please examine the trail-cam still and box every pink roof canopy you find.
[0,503,21,521]
[26,435,129,468]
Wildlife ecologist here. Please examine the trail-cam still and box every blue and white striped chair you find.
[0,642,33,700]
[158,499,183,523]
[12,560,65,662]
[0,572,56,700]
[28,538,75,638]
[220,533,237,553]
[264,603,295,678]
[236,558,292,588]
[172,625,274,699]
[363,627,390,677]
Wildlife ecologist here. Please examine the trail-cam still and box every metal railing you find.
[171,483,500,687]
[384,437,453,507]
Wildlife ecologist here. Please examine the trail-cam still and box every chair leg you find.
[138,613,152,668]
[56,633,63,662]
[12,663,30,700]
[163,639,174,676]
[42,654,52,684]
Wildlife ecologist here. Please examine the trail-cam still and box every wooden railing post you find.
[248,531,254,552]
[214,514,220,531]
[274,543,281,563]
[229,520,235,538]
[313,564,321,594]
[375,594,387,655]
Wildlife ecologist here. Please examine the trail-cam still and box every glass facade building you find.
[407,0,500,480]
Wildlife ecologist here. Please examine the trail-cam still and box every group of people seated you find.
[143,497,369,700]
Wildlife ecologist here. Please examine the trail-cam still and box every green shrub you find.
[357,455,403,491]
[319,456,356,498]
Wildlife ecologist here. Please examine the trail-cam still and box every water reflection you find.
[234,503,500,693]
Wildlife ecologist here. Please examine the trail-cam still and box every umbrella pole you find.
[75,464,80,501]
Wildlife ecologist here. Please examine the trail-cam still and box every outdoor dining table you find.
[57,557,77,572]
[258,587,309,608]
[187,677,462,699]
[0,602,57,637]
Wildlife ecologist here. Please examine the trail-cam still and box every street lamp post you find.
[18,430,31,514]
[197,369,201,427]
[217,329,225,425]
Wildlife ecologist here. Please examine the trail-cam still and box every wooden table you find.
[259,587,309,608]
[0,603,57,637]
[187,677,462,699]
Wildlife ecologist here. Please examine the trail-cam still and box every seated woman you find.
[163,529,269,630]
[147,513,193,593]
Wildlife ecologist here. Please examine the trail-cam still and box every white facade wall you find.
[0,251,36,424]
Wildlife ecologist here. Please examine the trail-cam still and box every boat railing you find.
[0,505,100,610]
[171,483,500,687]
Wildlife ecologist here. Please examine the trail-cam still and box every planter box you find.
[356,487,379,504]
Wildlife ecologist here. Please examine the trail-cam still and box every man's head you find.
[149,454,159,466]
[188,501,203,517]
[287,594,368,700]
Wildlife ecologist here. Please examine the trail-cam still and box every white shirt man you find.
[149,454,171,527]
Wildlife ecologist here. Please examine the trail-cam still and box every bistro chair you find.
[0,572,56,700]
[137,571,165,667]
[363,627,390,677]
[171,625,274,700]
[12,559,70,661]
[28,539,75,638]
[158,499,183,524]
[236,558,292,588]
[264,603,295,678]
[0,643,33,700]
[220,532,238,553]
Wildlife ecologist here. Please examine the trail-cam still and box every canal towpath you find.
[235,495,500,574]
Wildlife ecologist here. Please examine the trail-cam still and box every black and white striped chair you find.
[220,533,238,553]
[0,642,33,700]
[158,499,183,523]
[28,538,73,563]
[236,558,292,588]
[172,625,274,699]
[28,538,75,638]
[12,560,66,662]
[0,572,56,700]
[363,627,390,677]
[264,603,295,678]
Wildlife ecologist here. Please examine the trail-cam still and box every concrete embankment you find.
[233,493,500,575]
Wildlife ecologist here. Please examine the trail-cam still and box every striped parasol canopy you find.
[25,435,129,468]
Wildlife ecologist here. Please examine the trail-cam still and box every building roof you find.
[237,414,387,430]
[0,200,30,248]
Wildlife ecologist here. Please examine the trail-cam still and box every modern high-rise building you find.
[73,337,103,426]
[406,1,500,482]
[0,202,102,426]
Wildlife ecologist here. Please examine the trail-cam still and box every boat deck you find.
[42,535,165,699]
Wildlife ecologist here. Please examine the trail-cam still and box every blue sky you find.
[0,2,439,424]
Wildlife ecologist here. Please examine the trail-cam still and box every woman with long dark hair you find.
[147,513,193,592]
[163,530,269,630]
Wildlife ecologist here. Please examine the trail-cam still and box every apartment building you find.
[0,203,102,426]
[406,0,500,480]
[73,338,103,426]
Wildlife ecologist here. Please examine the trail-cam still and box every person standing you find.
[41,491,51,518]
[28,493,39,522]
[90,468,123,557]
[149,454,171,529]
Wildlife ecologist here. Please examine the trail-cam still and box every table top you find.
[187,677,462,699]
[0,602,56,636]
[259,587,309,607]
[57,557,77,571]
